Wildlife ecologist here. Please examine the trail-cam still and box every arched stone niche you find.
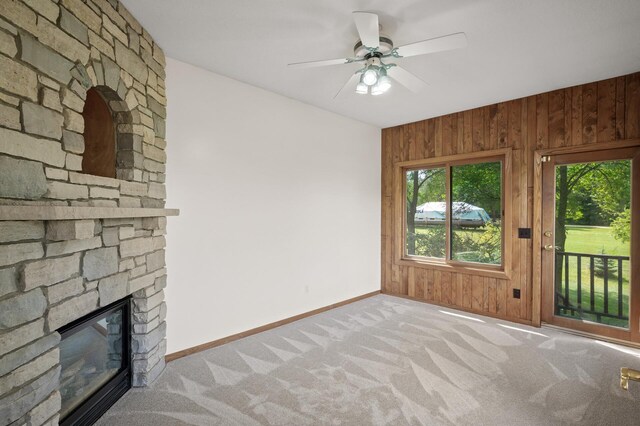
[70,60,146,184]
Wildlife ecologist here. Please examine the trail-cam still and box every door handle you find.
[544,245,555,251]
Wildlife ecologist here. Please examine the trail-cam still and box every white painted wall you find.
[164,58,381,354]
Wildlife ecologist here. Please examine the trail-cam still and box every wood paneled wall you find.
[381,72,640,324]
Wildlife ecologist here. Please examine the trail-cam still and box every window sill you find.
[396,257,510,280]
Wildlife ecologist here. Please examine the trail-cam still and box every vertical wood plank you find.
[434,270,442,302]
[381,129,393,294]
[564,88,572,147]
[508,100,523,150]
[527,96,537,185]
[488,104,498,150]
[597,78,616,143]
[415,268,425,300]
[472,275,484,311]
[536,93,549,149]
[497,279,507,315]
[450,114,459,156]
[426,120,436,158]
[472,108,484,152]
[400,264,408,295]
[626,73,640,139]
[456,112,465,154]
[482,276,490,311]
[408,266,416,298]
[463,110,473,153]
[407,122,417,161]
[418,120,428,159]
[391,126,402,163]
[442,114,453,156]
[615,76,626,140]
[510,148,523,317]
[571,85,583,146]
[391,263,400,293]
[582,82,598,144]
[455,273,463,307]
[426,269,434,301]
[522,187,533,319]
[497,102,508,148]
[462,274,472,308]
[548,89,565,148]
[434,117,443,157]
[442,271,452,305]
[488,277,497,314]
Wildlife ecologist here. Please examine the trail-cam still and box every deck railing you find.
[555,251,630,322]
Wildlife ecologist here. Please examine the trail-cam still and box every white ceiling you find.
[121,0,640,128]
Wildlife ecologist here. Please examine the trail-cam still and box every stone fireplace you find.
[0,1,177,424]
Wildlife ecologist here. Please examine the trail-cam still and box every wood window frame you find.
[393,148,512,280]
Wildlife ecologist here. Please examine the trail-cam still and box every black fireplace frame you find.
[59,297,132,426]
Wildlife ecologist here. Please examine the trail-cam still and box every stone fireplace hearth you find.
[0,1,177,425]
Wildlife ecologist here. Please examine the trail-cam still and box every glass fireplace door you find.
[59,298,131,425]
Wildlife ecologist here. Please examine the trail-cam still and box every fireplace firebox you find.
[58,298,132,425]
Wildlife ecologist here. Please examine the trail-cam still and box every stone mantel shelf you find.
[0,206,180,221]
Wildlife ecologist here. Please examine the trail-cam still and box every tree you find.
[451,162,502,219]
[611,208,631,243]
[406,169,444,254]
[555,160,630,251]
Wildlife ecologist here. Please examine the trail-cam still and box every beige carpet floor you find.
[97,294,640,425]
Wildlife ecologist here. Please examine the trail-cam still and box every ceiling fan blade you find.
[288,57,352,69]
[388,66,428,92]
[334,73,360,99]
[395,32,467,58]
[353,11,379,49]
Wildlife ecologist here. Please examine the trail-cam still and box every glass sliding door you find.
[541,146,639,342]
[552,160,631,328]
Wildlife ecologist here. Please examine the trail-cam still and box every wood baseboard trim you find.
[383,291,533,327]
[165,290,381,363]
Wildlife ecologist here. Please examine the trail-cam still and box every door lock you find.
[544,231,553,238]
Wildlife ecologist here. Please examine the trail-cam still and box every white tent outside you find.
[414,202,491,227]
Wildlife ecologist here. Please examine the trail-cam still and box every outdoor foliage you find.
[555,160,630,252]
[611,208,631,243]
[592,249,618,278]
[557,161,630,227]
[451,162,502,220]
[408,221,502,264]
[409,226,446,258]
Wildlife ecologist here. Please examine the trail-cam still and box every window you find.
[405,167,446,258]
[404,156,505,268]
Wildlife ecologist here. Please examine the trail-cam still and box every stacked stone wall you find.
[0,1,171,424]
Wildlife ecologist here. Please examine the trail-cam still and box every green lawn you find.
[559,225,630,328]
[564,225,630,256]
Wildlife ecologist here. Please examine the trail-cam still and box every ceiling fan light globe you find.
[362,68,378,86]
[355,82,368,94]
[371,81,387,96]
[377,76,391,93]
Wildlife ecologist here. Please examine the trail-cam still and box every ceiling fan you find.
[288,12,467,98]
